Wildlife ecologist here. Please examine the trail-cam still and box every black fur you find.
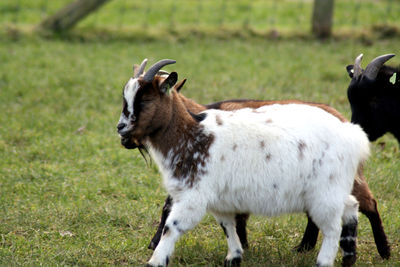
[224,257,241,267]
[346,64,400,143]
[340,217,358,267]
[220,223,229,238]
[235,214,249,249]
[294,215,319,252]
[162,225,170,236]
[188,110,207,122]
[148,196,173,250]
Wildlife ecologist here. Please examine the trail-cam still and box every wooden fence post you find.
[312,0,335,38]
[39,0,110,32]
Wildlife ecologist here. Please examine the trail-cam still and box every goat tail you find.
[344,122,370,185]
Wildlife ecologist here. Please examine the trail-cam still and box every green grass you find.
[1,0,400,38]
[1,35,399,266]
[1,0,400,266]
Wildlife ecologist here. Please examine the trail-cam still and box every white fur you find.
[146,104,369,267]
[118,78,139,133]
[124,78,139,114]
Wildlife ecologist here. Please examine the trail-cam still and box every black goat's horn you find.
[143,59,176,82]
[353,54,363,79]
[364,54,395,80]
[134,58,148,78]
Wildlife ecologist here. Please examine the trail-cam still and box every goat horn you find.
[157,70,170,76]
[134,58,148,78]
[143,59,176,82]
[353,54,363,79]
[364,54,395,80]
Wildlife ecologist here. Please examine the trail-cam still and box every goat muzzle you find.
[120,132,141,149]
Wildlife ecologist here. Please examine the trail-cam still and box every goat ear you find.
[133,64,140,76]
[175,79,187,92]
[346,65,354,78]
[159,72,178,94]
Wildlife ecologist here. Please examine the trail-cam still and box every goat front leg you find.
[146,200,206,267]
[213,213,244,267]
[148,195,173,250]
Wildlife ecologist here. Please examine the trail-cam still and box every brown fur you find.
[130,78,215,188]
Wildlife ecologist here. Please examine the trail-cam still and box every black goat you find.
[346,54,400,143]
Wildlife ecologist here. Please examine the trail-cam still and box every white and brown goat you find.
[135,62,389,260]
[117,59,370,267]
[149,90,390,260]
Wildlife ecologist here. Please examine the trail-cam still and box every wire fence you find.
[1,0,400,36]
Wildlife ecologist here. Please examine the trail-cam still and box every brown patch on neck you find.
[149,91,215,187]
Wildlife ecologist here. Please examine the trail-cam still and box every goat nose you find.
[117,123,126,132]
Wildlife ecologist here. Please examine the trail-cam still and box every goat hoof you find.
[342,254,357,267]
[224,257,241,267]
[146,257,169,267]
[378,244,391,259]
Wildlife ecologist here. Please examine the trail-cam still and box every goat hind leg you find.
[294,214,319,252]
[352,177,390,259]
[235,213,250,249]
[340,195,359,267]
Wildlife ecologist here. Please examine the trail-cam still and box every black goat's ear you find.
[346,65,354,78]
[159,72,178,94]
[175,79,187,92]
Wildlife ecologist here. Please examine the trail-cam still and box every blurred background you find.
[2,0,400,39]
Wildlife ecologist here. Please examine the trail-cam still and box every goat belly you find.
[196,104,369,217]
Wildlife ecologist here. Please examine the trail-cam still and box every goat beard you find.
[138,145,152,167]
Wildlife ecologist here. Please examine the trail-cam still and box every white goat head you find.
[117,59,178,149]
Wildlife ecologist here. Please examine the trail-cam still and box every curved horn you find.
[157,70,170,76]
[134,58,148,78]
[353,54,363,79]
[364,54,395,80]
[143,59,176,82]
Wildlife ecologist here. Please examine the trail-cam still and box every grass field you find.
[1,1,400,266]
[2,0,400,39]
